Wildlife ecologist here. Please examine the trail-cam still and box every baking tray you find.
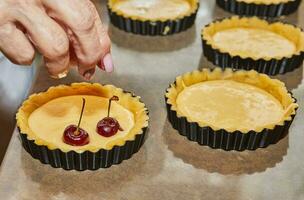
[0,0,303,199]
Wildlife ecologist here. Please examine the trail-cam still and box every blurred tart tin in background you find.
[165,68,298,151]
[216,0,302,18]
[201,16,304,75]
[107,0,199,36]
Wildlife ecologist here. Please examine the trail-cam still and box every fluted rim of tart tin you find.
[201,16,304,75]
[16,82,149,170]
[165,68,298,151]
[216,0,302,17]
[107,0,199,35]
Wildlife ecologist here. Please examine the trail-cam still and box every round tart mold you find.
[107,0,199,36]
[216,0,302,18]
[201,16,304,75]
[165,68,298,151]
[16,83,149,171]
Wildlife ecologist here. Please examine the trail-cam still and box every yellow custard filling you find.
[176,80,284,131]
[28,95,134,151]
[212,28,296,59]
[112,0,191,20]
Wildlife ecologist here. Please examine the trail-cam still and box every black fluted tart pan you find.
[107,0,199,36]
[216,0,302,18]
[16,83,149,171]
[19,127,147,170]
[165,68,298,151]
[201,16,304,75]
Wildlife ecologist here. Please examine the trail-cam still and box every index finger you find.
[42,0,104,76]
[86,1,112,72]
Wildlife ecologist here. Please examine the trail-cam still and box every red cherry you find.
[63,98,89,146]
[63,125,89,146]
[96,117,123,137]
[96,96,123,137]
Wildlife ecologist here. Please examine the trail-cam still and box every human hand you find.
[0,0,113,80]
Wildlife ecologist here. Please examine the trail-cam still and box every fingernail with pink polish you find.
[97,60,105,71]
[103,53,114,73]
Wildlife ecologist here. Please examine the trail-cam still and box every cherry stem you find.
[107,96,119,118]
[76,98,86,135]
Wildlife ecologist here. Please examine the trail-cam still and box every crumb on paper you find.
[163,26,170,35]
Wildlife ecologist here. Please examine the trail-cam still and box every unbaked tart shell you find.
[165,68,298,151]
[16,83,149,170]
[201,16,304,75]
[107,0,199,36]
[216,0,302,17]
